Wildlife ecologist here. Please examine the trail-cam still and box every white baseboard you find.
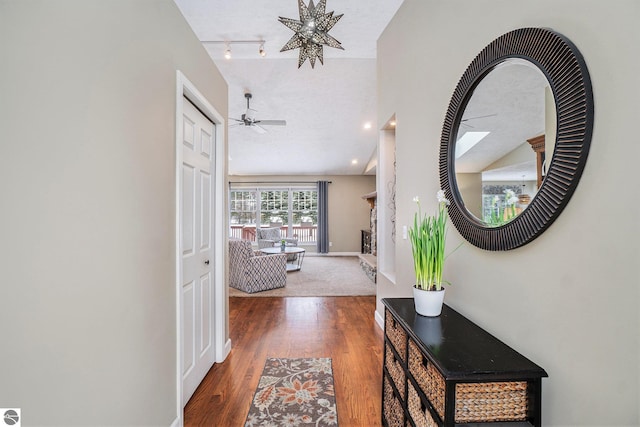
[374,309,384,331]
[170,415,182,427]
[219,338,232,362]
[306,251,360,257]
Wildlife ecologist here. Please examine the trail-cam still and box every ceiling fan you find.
[460,113,497,128]
[230,93,286,134]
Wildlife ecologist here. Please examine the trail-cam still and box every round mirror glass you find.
[454,59,556,226]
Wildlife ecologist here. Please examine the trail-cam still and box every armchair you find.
[256,227,298,249]
[256,227,299,261]
[229,240,287,293]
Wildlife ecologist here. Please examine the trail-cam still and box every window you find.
[260,190,289,227]
[230,190,257,225]
[292,190,318,225]
[229,186,318,244]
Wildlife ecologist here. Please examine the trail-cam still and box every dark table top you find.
[382,298,548,381]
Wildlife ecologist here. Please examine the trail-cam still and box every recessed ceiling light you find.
[363,122,372,130]
[351,159,358,165]
[389,120,396,127]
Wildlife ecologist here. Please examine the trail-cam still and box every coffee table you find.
[260,246,306,272]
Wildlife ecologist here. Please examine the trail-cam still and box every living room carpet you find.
[229,255,376,297]
[245,357,338,427]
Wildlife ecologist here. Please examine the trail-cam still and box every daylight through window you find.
[229,187,318,244]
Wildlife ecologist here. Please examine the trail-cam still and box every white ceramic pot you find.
[413,286,445,317]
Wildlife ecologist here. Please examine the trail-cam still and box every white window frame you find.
[229,185,318,244]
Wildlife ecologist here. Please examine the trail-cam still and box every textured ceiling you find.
[174,0,405,175]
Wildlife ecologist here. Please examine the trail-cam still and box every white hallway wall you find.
[0,0,228,425]
[377,0,640,425]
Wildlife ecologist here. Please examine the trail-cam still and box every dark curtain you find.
[317,181,329,253]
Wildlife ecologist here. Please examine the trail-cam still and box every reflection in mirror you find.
[454,59,556,226]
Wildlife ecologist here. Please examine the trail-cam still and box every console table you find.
[382,298,547,427]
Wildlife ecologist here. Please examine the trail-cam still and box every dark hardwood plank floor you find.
[184,296,384,427]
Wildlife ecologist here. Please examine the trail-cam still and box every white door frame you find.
[174,71,230,426]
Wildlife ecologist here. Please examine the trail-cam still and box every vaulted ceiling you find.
[174,0,404,176]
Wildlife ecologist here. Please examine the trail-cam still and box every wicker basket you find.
[383,374,404,427]
[385,343,406,400]
[385,309,407,362]
[407,381,438,427]
[409,338,530,423]
[408,339,446,419]
[455,381,529,423]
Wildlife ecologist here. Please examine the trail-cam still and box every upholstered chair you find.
[256,227,299,261]
[229,240,287,293]
[256,227,297,249]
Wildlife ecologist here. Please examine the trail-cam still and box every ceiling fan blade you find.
[255,120,287,126]
[251,124,268,134]
[461,113,497,122]
[235,93,282,133]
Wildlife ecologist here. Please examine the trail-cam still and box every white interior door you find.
[181,97,215,406]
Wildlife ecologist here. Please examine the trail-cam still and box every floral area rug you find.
[245,357,338,426]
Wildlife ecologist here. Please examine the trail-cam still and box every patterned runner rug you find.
[245,357,338,426]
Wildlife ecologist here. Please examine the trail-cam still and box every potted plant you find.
[408,190,456,316]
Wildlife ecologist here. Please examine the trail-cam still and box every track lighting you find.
[201,39,267,59]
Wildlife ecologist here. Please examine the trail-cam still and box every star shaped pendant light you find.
[278,0,344,68]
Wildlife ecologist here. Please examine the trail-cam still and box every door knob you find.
[204,260,210,265]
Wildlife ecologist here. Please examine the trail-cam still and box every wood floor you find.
[184,296,384,426]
